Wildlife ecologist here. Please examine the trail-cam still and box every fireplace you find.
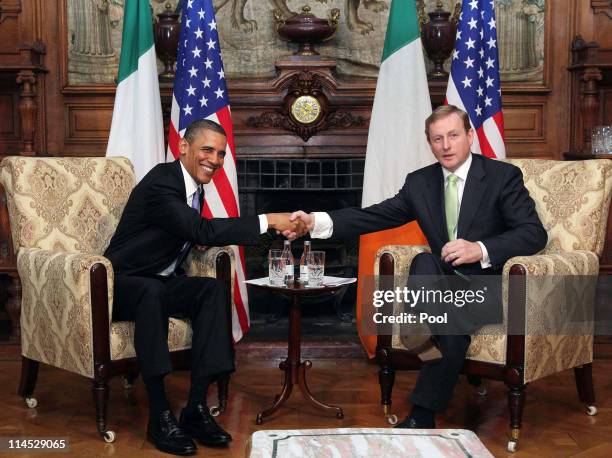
[236,157,364,329]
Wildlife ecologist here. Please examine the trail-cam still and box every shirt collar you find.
[179,160,200,199]
[442,153,472,182]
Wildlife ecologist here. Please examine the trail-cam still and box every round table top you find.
[246,279,349,296]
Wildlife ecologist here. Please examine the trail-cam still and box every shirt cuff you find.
[477,241,492,269]
[258,214,268,234]
[311,212,333,239]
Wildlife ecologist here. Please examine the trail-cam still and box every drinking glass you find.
[268,250,286,286]
[307,251,325,287]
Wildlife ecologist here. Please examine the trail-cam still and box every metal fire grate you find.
[237,158,364,191]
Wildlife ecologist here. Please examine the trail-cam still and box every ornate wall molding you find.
[245,69,368,141]
[591,1,612,19]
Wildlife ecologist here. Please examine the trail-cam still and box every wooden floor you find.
[1,353,611,457]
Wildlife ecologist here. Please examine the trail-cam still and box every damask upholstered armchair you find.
[0,156,236,442]
[375,159,612,452]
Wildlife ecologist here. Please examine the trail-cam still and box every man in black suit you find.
[289,105,547,429]
[105,119,304,456]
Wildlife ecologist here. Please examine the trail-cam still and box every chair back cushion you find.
[1,157,134,255]
[504,159,612,256]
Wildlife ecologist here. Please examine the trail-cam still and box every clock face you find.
[290,95,322,125]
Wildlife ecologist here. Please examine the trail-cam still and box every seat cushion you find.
[110,318,193,361]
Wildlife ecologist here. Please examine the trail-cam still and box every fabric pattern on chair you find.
[16,247,113,378]
[375,159,612,377]
[1,157,134,254]
[507,251,599,383]
[505,159,612,256]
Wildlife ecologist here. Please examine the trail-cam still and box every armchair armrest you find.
[16,247,114,379]
[374,245,431,277]
[187,246,236,295]
[503,250,599,383]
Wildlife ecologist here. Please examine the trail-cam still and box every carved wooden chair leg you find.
[379,364,397,425]
[209,372,229,417]
[92,372,115,443]
[18,356,39,409]
[506,384,527,453]
[574,363,597,416]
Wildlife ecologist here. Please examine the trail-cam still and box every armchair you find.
[0,156,237,442]
[374,159,612,452]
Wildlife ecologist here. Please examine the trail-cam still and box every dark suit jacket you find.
[331,154,547,275]
[105,160,260,276]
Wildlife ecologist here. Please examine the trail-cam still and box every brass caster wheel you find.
[586,405,597,416]
[103,431,116,443]
[25,397,37,409]
[507,439,518,453]
[209,405,221,417]
[386,414,398,425]
[477,386,487,396]
[255,414,263,425]
[336,411,344,419]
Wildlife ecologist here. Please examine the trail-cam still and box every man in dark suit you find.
[289,105,547,429]
[105,119,304,456]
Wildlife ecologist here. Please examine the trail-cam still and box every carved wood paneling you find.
[0,0,21,54]
[65,102,113,144]
[503,103,545,141]
[591,0,612,19]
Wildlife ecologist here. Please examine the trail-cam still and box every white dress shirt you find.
[311,154,491,268]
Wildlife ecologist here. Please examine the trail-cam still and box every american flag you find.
[168,0,250,341]
[446,0,505,158]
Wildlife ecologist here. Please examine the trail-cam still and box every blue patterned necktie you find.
[173,187,202,274]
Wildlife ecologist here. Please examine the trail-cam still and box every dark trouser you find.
[408,253,472,412]
[112,274,234,381]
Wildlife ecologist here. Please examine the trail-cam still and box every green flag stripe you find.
[381,0,420,62]
[117,0,155,83]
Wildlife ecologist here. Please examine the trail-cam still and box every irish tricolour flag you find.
[356,0,434,357]
[106,0,165,181]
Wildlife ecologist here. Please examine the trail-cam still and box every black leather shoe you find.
[147,410,197,456]
[180,404,232,447]
[394,415,436,429]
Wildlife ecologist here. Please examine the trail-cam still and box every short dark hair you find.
[425,105,471,141]
[183,119,227,143]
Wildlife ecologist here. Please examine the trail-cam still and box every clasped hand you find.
[266,211,315,241]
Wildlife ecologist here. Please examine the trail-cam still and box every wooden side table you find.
[247,280,348,424]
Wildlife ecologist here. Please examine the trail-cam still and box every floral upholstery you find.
[0,157,235,379]
[375,159,612,384]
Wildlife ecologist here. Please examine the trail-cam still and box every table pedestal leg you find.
[255,291,344,423]
[299,360,344,419]
[256,360,293,425]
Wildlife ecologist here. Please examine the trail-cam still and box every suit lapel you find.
[424,164,448,244]
[457,155,487,239]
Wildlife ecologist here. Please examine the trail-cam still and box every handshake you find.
[266,210,314,240]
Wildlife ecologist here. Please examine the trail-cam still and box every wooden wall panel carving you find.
[503,103,545,142]
[591,1,612,19]
[65,102,113,144]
